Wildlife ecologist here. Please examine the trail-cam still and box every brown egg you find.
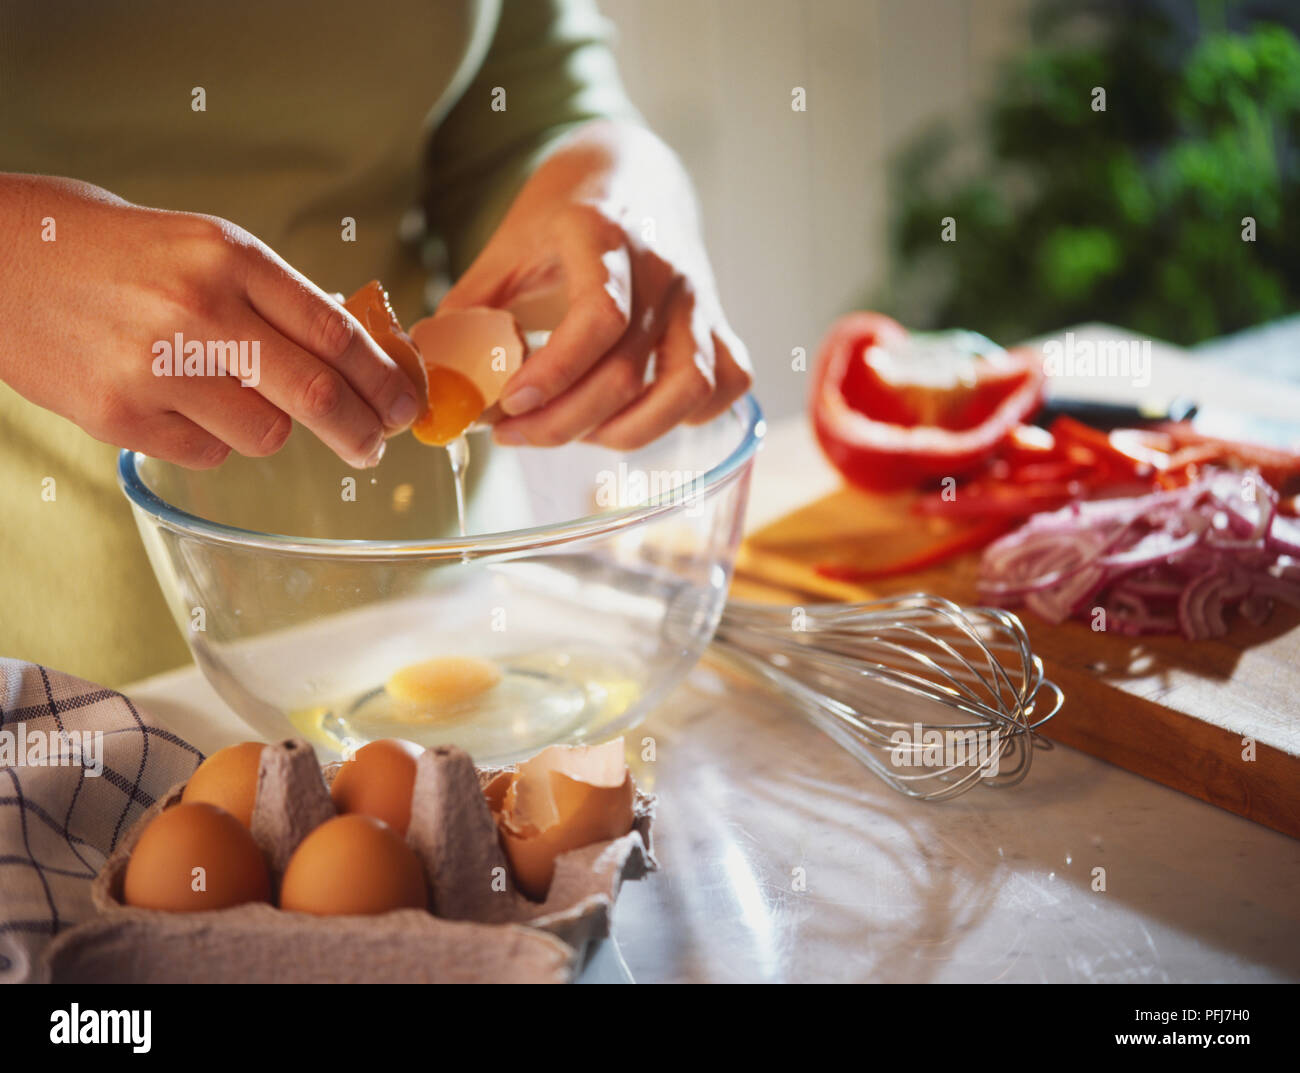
[181,741,265,828]
[329,739,422,835]
[490,740,635,901]
[279,814,427,916]
[123,802,271,912]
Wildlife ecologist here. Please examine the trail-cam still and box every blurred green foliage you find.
[882,0,1300,345]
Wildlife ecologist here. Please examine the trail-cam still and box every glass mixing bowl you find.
[118,396,764,762]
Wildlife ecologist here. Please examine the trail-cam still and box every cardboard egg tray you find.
[44,739,656,983]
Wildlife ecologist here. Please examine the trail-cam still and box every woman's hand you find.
[439,122,751,449]
[0,174,424,469]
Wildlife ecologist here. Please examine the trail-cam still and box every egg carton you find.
[44,739,656,983]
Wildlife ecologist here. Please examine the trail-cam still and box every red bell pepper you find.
[810,314,1046,492]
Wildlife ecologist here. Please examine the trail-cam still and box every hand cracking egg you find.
[344,282,528,445]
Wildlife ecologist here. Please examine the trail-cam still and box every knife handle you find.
[1035,396,1197,429]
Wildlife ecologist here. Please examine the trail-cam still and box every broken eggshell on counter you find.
[45,737,654,984]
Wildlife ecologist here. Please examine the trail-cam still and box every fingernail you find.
[354,430,385,468]
[388,393,421,427]
[500,386,543,416]
[494,426,528,446]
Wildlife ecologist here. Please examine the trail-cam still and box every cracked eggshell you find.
[493,739,637,901]
[417,753,657,962]
[409,308,525,408]
[513,791,656,960]
[344,280,429,405]
[507,739,631,832]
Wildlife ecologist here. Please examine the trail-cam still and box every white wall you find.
[600,0,1032,420]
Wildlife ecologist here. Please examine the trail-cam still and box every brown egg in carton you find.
[45,739,656,984]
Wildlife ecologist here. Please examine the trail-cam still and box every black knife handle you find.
[1035,396,1198,429]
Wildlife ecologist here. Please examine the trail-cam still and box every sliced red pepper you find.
[1006,460,1089,485]
[1003,423,1057,463]
[1152,443,1224,488]
[1156,422,1300,495]
[810,315,1046,492]
[1049,416,1155,479]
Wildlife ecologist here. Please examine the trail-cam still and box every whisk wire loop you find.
[714,593,1063,801]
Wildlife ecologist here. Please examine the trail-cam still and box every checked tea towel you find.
[0,658,203,983]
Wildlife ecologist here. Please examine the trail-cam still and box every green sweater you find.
[0,0,638,686]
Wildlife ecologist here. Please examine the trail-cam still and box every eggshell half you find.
[408,308,526,443]
[509,739,630,833]
[344,280,428,404]
[489,738,636,900]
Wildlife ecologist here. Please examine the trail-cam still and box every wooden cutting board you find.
[736,329,1300,840]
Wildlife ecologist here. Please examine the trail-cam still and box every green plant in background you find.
[882,0,1300,346]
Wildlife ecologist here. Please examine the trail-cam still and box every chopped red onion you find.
[978,469,1300,639]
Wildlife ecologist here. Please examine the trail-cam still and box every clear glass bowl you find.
[118,396,764,762]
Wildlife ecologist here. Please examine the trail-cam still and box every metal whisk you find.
[712,594,1063,801]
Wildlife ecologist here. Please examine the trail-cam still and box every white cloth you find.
[0,658,203,983]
